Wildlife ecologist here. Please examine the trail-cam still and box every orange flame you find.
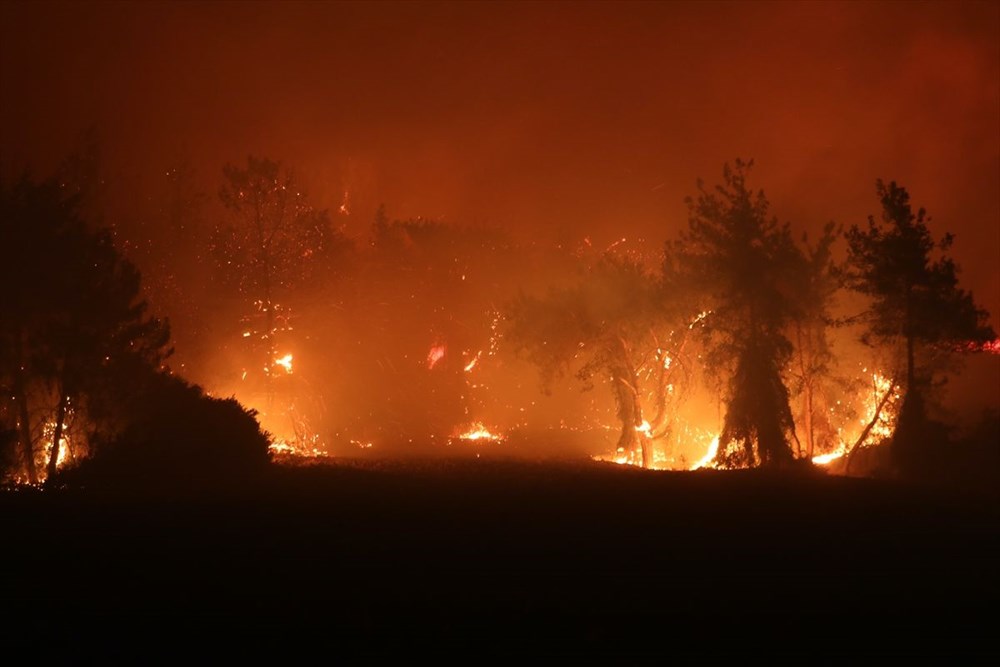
[274,353,293,374]
[690,435,720,470]
[455,422,502,442]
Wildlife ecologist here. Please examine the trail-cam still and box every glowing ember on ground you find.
[268,438,327,458]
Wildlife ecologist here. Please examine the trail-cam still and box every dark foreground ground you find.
[3,457,998,659]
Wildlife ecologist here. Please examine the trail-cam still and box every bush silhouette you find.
[63,374,270,491]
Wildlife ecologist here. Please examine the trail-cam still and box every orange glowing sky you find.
[2,1,998,318]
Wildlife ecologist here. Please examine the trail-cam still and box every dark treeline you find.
[1,148,996,490]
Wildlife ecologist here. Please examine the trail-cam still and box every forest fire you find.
[3,4,998,659]
[1,3,995,494]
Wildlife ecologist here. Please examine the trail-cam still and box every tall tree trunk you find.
[45,389,70,483]
[13,332,37,484]
[612,368,638,461]
[619,335,652,468]
[612,335,650,467]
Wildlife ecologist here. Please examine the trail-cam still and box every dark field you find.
[4,457,998,659]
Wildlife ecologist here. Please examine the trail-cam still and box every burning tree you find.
[0,176,171,483]
[845,180,995,477]
[212,156,348,409]
[665,160,802,467]
[507,252,684,468]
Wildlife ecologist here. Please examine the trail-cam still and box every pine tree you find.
[845,180,994,476]
[665,160,801,467]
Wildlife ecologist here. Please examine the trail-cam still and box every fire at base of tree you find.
[1,156,997,494]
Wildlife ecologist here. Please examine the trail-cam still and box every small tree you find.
[845,180,994,476]
[665,160,802,467]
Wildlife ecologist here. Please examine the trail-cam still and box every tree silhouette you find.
[665,160,801,467]
[0,176,171,483]
[845,180,995,476]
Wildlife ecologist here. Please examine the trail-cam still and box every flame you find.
[267,438,329,458]
[464,350,482,372]
[811,447,847,465]
[274,353,293,374]
[690,435,720,470]
[812,370,900,466]
[455,422,503,442]
[42,420,72,471]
